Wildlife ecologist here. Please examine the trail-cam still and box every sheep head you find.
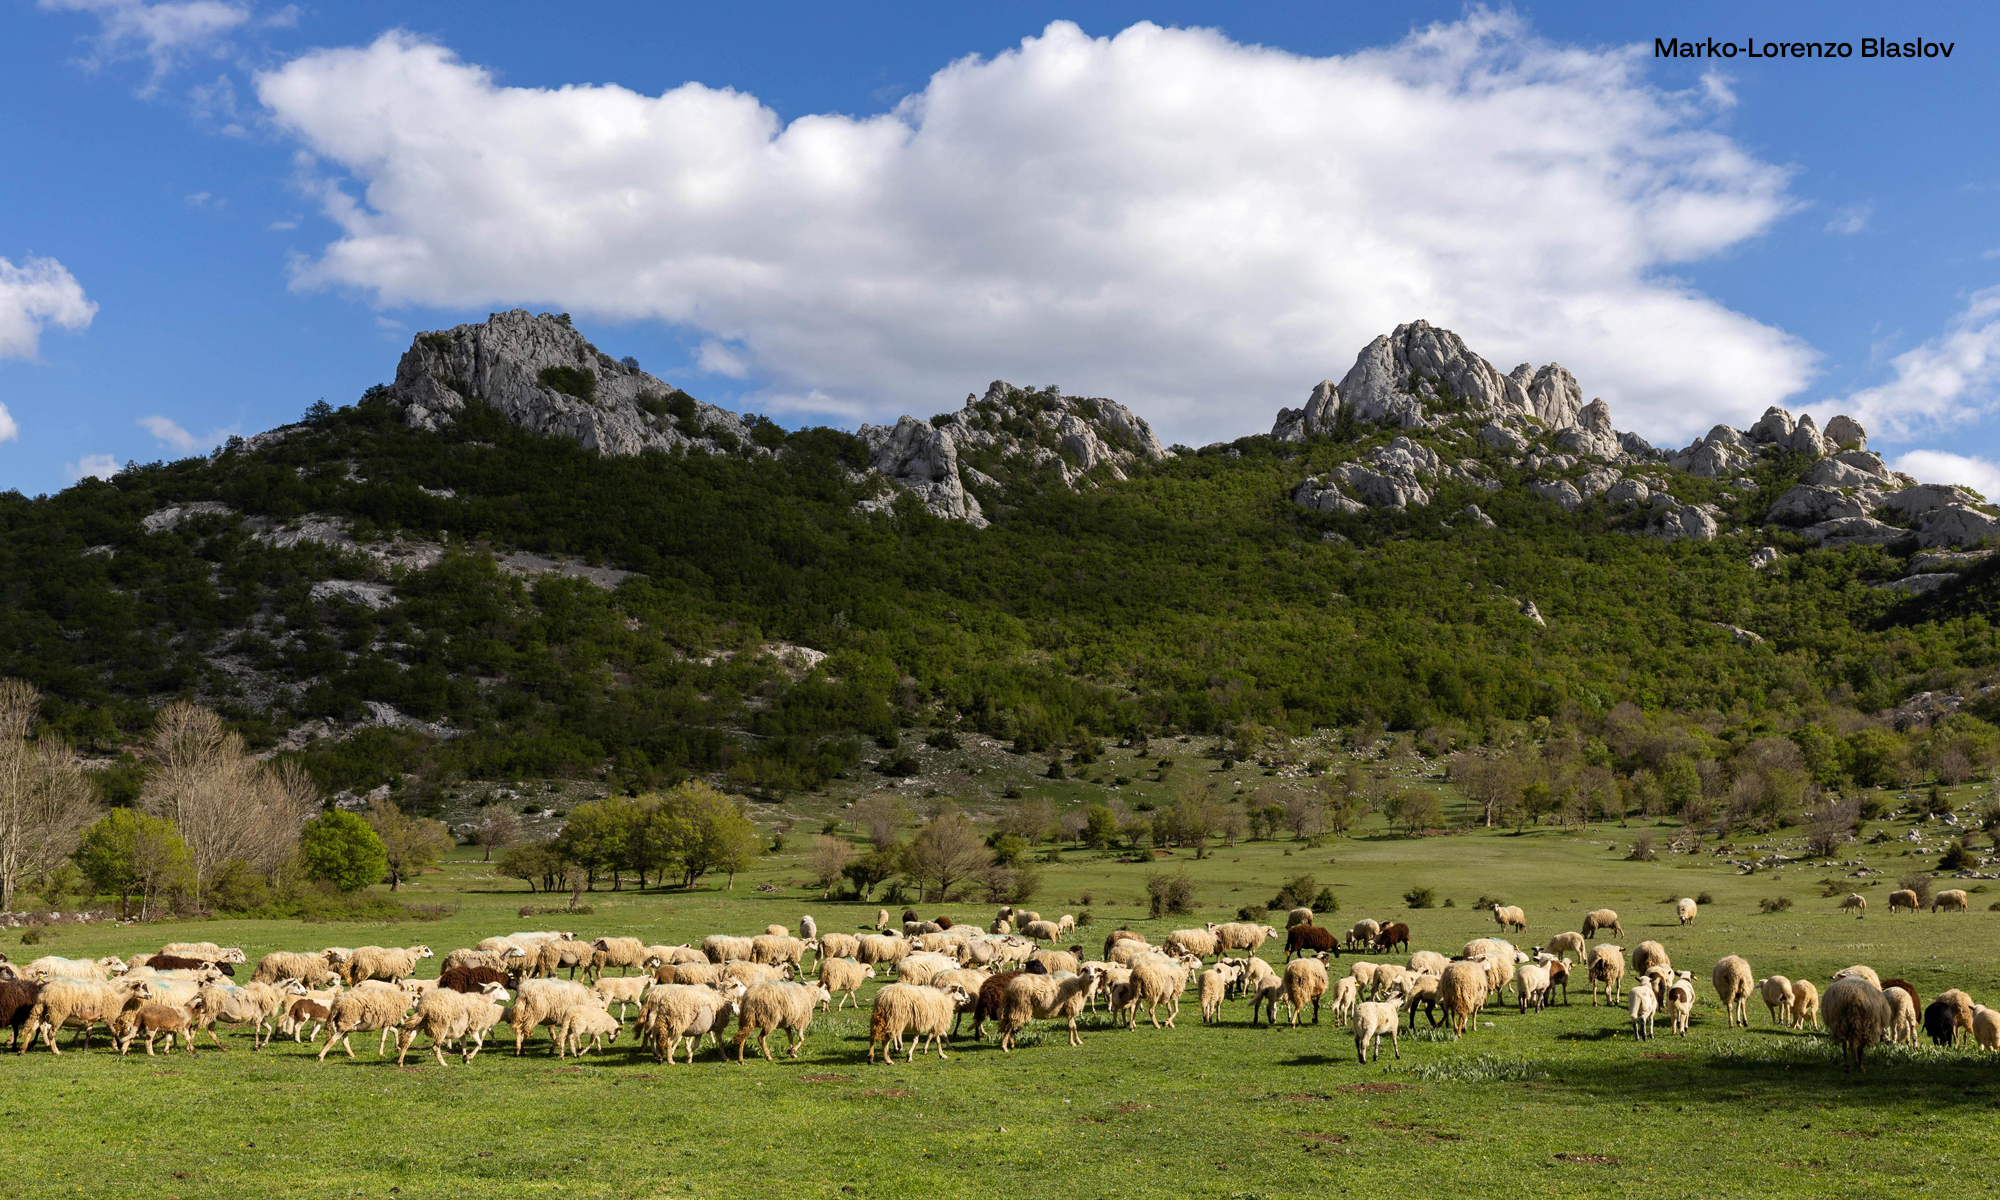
[415,946,435,959]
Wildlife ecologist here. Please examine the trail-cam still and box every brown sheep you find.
[1587,945,1624,1006]
[1887,888,1921,914]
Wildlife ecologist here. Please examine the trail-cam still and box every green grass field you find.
[9,800,2000,1200]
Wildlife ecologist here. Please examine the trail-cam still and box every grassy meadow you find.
[9,791,2000,1200]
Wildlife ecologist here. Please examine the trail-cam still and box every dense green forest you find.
[1,383,1995,810]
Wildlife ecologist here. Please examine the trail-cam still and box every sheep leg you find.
[1068,1016,1084,1047]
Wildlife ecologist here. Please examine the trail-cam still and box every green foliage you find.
[1266,873,1318,911]
[298,809,389,893]
[363,799,452,891]
[71,808,192,919]
[536,365,597,402]
[1146,868,1196,917]
[1940,840,1978,871]
[1403,885,1436,909]
[1757,896,1793,913]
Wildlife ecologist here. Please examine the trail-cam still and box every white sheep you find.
[1581,909,1622,939]
[1790,978,1822,1030]
[20,977,154,1054]
[1628,978,1659,1040]
[1198,962,1242,1024]
[592,974,653,1020]
[317,985,415,1060]
[1973,1005,2000,1052]
[1515,961,1551,1014]
[1352,989,1406,1062]
[1281,957,1330,1027]
[854,934,912,968]
[1757,976,1794,1025]
[1405,950,1449,978]
[1664,974,1695,1036]
[1328,976,1361,1025]
[701,934,758,964]
[867,983,971,1063]
[641,981,745,1064]
[1491,904,1527,933]
[1676,897,1698,926]
[556,1003,622,1058]
[1345,919,1380,950]
[732,980,831,1062]
[1885,984,1919,1044]
[1206,922,1278,956]
[1536,932,1587,961]
[1713,956,1754,1028]
[1839,893,1867,919]
[506,979,598,1055]
[816,932,862,963]
[1587,945,1625,1006]
[343,945,434,986]
[1436,961,1488,1037]
[997,966,1105,1051]
[818,958,875,1010]
[397,982,510,1065]
[251,951,339,988]
[1163,928,1221,959]
[1824,975,1891,1070]
[1934,889,1971,913]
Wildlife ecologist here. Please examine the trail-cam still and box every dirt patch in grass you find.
[856,1087,913,1099]
[1554,1153,1620,1165]
[801,1073,851,1082]
[1113,1102,1154,1114]
[1336,1081,1416,1094]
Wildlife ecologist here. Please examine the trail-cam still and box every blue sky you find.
[3,1,1998,495]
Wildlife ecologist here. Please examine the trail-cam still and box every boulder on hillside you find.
[1605,478,1651,507]
[1654,503,1719,542]
[1529,480,1583,512]
[1806,458,1883,489]
[1767,485,1872,526]
[1918,504,2000,549]
[1880,484,1981,519]
[1480,423,1528,454]
[1800,516,1907,546]
[1553,399,1622,460]
[857,417,986,526]
[1823,414,1867,450]
[1293,477,1367,514]
[1749,546,1781,570]
[1576,466,1622,498]
[1748,406,1796,444]
[1789,414,1827,458]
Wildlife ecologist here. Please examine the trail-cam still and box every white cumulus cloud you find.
[0,403,18,443]
[139,413,233,451]
[257,15,1813,447]
[1824,287,2000,439]
[1890,450,2000,501]
[1824,203,1871,235]
[40,0,261,87]
[65,453,119,482]
[0,255,96,361]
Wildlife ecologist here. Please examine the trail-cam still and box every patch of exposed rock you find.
[1280,320,1593,433]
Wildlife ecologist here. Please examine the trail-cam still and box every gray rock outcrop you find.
[1271,381,1343,442]
[1824,415,1867,450]
[1654,502,1719,542]
[1749,547,1781,570]
[857,417,985,526]
[1605,478,1651,507]
[1767,485,1872,525]
[1480,423,1528,454]
[1529,480,1583,512]
[1918,505,2000,549]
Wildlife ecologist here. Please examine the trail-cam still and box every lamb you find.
[1757,976,1794,1024]
[1676,897,1698,926]
[1055,914,1076,937]
[997,965,1105,1051]
[817,932,861,962]
[1345,919,1380,950]
[1665,974,1695,1036]
[1933,889,1971,913]
[1888,888,1921,914]
[1198,962,1242,1023]
[641,981,745,1063]
[18,977,155,1054]
[1928,988,1976,1047]
[1371,923,1411,954]
[1491,904,1527,933]
[317,985,415,1060]
[877,909,892,930]
[281,997,332,1043]
[1400,974,1439,1029]
[1581,909,1622,939]
[1285,925,1338,960]
[1884,985,1919,1044]
[818,959,875,1010]
[1405,950,1448,978]
[732,980,832,1062]
[442,947,527,974]
[1588,945,1625,1006]
[506,979,598,1055]
[116,1001,200,1057]
[1790,979,1822,1030]
[1833,965,1882,989]
[1163,928,1222,959]
[396,981,510,1066]
[1515,962,1551,1014]
[1628,978,1659,1040]
[1713,956,1754,1028]
[1974,1005,2000,1052]
[1632,942,1670,978]
[592,974,653,1020]
[161,942,246,964]
[1206,922,1279,956]
[1536,932,1584,960]
[1436,961,1488,1037]
[1544,957,1573,1005]
[854,934,912,968]
[251,951,339,988]
[867,983,971,1063]
[589,937,654,978]
[1353,989,1406,1062]
[555,1003,622,1058]
[1326,975,1361,1024]
[343,945,434,986]
[970,971,1025,1038]
[1285,906,1313,929]
[702,934,758,964]
[1825,975,1892,1070]
[1839,893,1867,918]
[1280,956,1330,1027]
[1348,961,1383,996]
[1882,978,1923,1022]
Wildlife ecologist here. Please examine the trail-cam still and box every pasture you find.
[7,809,2000,1199]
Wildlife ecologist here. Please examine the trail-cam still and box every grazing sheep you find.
[506,979,598,1055]
[1164,928,1222,959]
[317,985,414,1060]
[1406,950,1448,978]
[1537,932,1587,962]
[1516,962,1552,1014]
[751,936,818,973]
[1436,961,1488,1037]
[933,969,989,1032]
[877,909,892,930]
[867,983,971,1063]
[1491,904,1527,933]
[1348,961,1383,995]
[1713,956,1754,1028]
[1103,930,1146,958]
[1888,889,1921,914]
[1284,906,1314,930]
[819,959,875,1010]
[1757,977,1795,1025]
[1107,940,1164,969]
[28,955,129,981]
[1544,957,1573,1006]
[1021,920,1063,943]
[719,961,794,989]
[653,961,723,987]
[0,980,43,1050]
[1884,985,1920,1044]
[587,937,653,980]
[1207,922,1279,956]
[251,951,339,989]
[1974,1005,2000,1052]
[1839,893,1867,918]
[762,924,788,937]
[1345,919,1380,950]
[1353,989,1407,1062]
[970,971,1026,1038]
[732,981,832,1062]
[702,935,758,964]
[161,942,247,964]
[1588,945,1625,1006]
[397,982,510,1066]
[1400,974,1440,1029]
[1278,957,1330,1027]
[442,947,527,974]
[1628,978,1659,1040]
[1790,979,1822,1030]
[1473,945,1516,1006]
[1581,909,1622,940]
[1285,925,1339,960]
[997,966,1105,1051]
[1934,889,1971,913]
[895,952,965,987]
[640,981,744,1063]
[1825,975,1892,1070]
[1028,947,1084,976]
[556,1003,622,1058]
[817,932,861,963]
[1054,915,1075,937]
[1665,975,1695,1036]
[1371,923,1411,954]
[1632,942,1670,978]
[343,945,434,986]
[855,934,912,968]
[1833,965,1882,989]
[1929,989,1976,1047]
[1676,897,1698,926]
[116,1001,199,1057]
[1198,962,1242,1023]
[1882,978,1923,1021]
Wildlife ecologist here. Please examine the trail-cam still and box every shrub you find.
[536,365,597,402]
[1310,886,1339,914]
[1696,891,1714,905]
[1074,909,1093,926]
[1266,874,1318,911]
[1473,895,1504,911]
[1627,831,1658,861]
[298,810,389,894]
[1403,886,1436,910]
[19,927,46,946]
[1146,869,1196,918]
[1236,905,1261,921]
[1900,873,1936,906]
[1940,840,1978,871]
[1758,897,1793,913]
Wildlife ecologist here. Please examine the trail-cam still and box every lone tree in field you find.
[0,679,99,911]
[364,798,452,892]
[473,805,520,862]
[807,834,855,899]
[903,813,986,902]
[73,808,192,920]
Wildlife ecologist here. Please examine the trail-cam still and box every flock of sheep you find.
[0,897,1988,1072]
